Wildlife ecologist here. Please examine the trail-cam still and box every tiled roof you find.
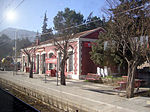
[74,27,104,38]
[27,27,104,48]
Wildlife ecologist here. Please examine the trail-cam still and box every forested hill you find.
[0,28,37,42]
[0,34,32,59]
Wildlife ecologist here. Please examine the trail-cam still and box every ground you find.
[0,71,150,112]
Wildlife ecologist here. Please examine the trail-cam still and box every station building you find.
[21,27,105,79]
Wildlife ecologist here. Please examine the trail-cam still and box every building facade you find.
[21,27,105,79]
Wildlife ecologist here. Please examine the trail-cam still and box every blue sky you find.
[0,0,106,32]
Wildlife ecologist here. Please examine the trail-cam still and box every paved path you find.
[0,71,150,112]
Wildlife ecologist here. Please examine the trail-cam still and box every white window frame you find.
[48,51,54,70]
[67,49,74,72]
[57,51,63,71]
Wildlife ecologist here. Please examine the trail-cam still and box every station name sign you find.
[46,58,57,64]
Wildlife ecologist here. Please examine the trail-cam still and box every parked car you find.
[0,67,4,71]
[1,57,14,71]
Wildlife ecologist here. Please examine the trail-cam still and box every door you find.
[42,54,46,74]
[36,55,39,74]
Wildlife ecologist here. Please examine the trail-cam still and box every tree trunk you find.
[126,62,137,98]
[60,59,66,85]
[60,51,67,85]
[29,62,33,78]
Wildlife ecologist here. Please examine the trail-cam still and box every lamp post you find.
[12,30,17,75]
[14,30,17,75]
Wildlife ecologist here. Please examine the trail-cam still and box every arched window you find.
[49,53,53,58]
[58,52,62,71]
[49,53,54,70]
[68,51,73,71]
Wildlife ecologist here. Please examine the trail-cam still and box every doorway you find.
[42,54,46,74]
[36,55,39,74]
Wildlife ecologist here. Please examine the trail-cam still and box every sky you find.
[0,0,107,32]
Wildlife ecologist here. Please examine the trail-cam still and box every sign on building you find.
[46,58,57,64]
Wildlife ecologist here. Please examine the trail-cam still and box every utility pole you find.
[14,30,17,75]
[56,57,58,86]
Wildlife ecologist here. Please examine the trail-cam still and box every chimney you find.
[35,30,40,45]
[36,39,40,45]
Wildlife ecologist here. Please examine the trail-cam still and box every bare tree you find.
[53,28,76,85]
[22,47,36,78]
[101,0,150,98]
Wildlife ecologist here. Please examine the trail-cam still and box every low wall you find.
[0,78,92,112]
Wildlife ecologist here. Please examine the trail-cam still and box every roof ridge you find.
[26,27,105,48]
[40,27,104,43]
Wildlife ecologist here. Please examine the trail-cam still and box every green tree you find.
[53,8,85,85]
[42,12,48,34]
[53,8,85,34]
[90,34,125,67]
[86,12,105,30]
[91,0,150,98]
[53,27,76,85]
[41,12,53,42]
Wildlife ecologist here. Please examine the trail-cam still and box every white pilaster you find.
[77,38,82,79]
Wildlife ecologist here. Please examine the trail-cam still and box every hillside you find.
[0,28,37,41]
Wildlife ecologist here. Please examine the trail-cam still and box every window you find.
[49,53,53,58]
[36,55,39,73]
[68,51,73,72]
[49,53,54,70]
[42,54,46,73]
[27,56,29,67]
[58,52,62,71]
[49,63,53,70]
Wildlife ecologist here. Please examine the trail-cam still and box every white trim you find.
[35,54,40,74]
[41,51,46,55]
[24,46,37,50]
[39,54,42,74]
[56,51,60,57]
[77,38,81,78]
[40,43,53,48]
[48,51,55,70]
[48,50,54,55]
[68,38,79,42]
[80,38,82,75]
[22,55,25,72]
[40,52,47,74]
[67,49,74,73]
[80,38,97,42]
[57,51,62,72]
[22,54,25,56]
[73,50,75,75]
[36,52,40,55]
